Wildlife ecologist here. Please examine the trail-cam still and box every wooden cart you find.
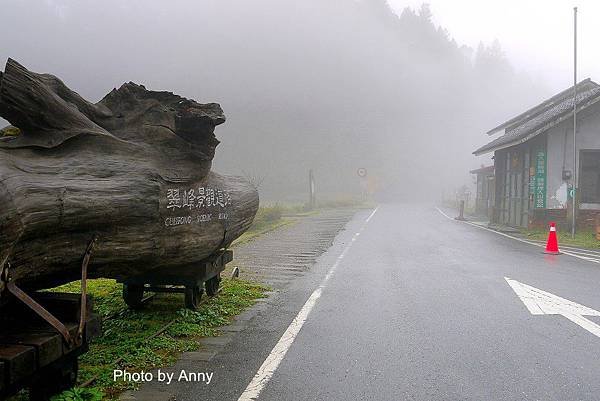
[0,238,101,400]
[0,293,101,400]
[120,249,233,310]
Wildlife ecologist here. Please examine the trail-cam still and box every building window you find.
[580,150,600,203]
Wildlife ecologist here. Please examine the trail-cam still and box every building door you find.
[501,152,510,225]
[499,148,530,227]
[508,152,523,226]
[487,176,495,220]
[580,150,600,204]
[513,170,522,226]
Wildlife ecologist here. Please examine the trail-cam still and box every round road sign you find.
[357,168,367,178]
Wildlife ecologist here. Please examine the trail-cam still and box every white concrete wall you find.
[546,101,600,209]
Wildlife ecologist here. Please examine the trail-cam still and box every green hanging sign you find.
[534,150,546,209]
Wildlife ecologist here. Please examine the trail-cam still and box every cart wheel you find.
[123,283,145,309]
[205,274,221,297]
[30,357,78,400]
[184,285,203,310]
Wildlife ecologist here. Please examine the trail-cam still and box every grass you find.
[232,204,311,246]
[66,202,351,397]
[41,278,269,400]
[9,200,361,400]
[233,218,293,246]
[521,228,600,249]
[233,205,294,246]
[232,200,364,246]
[233,198,369,246]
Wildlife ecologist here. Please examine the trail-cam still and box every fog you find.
[0,0,552,202]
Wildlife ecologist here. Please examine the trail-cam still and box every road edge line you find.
[434,207,600,265]
[237,206,378,401]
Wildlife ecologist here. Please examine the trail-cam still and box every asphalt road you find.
[139,204,600,401]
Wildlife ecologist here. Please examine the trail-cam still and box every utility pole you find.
[572,6,578,238]
[308,169,316,210]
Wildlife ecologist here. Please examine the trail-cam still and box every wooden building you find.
[474,79,600,229]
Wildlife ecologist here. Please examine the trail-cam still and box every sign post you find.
[357,168,368,201]
[308,169,316,210]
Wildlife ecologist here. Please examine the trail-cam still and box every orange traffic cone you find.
[544,222,560,255]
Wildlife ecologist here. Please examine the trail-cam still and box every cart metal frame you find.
[120,249,233,310]
[0,292,101,400]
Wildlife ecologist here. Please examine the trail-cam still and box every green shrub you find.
[255,205,283,223]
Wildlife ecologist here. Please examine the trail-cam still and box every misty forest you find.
[6,2,600,401]
[0,0,547,202]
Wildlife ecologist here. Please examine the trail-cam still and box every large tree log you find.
[0,59,259,292]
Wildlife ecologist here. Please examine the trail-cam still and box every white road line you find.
[529,241,600,255]
[435,207,540,246]
[435,207,454,220]
[551,249,600,257]
[520,240,600,257]
[237,207,378,401]
[561,251,600,263]
[563,313,600,338]
[435,207,600,265]
[365,206,379,223]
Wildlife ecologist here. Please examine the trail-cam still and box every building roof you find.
[484,79,598,136]
[474,80,600,156]
[469,165,494,175]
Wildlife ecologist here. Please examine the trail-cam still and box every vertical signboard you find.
[534,150,546,208]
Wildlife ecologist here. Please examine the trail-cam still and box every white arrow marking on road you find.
[505,277,600,338]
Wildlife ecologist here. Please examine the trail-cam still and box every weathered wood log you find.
[0,59,259,292]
